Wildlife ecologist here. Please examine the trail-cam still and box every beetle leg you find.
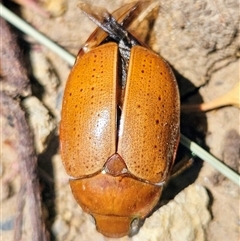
[170,156,194,178]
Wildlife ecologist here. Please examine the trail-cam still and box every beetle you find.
[60,1,180,238]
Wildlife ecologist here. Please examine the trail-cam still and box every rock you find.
[42,0,67,17]
[133,184,211,241]
[30,51,61,119]
[21,96,56,153]
[1,181,11,201]
[52,215,69,240]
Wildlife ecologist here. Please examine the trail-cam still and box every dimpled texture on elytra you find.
[60,42,118,178]
[118,46,180,183]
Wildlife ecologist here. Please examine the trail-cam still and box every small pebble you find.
[52,216,69,239]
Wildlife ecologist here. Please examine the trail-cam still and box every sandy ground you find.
[1,0,239,240]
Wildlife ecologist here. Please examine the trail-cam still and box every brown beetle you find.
[60,1,180,238]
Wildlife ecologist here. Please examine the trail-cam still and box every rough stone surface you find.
[1,0,239,241]
[132,184,211,241]
[21,96,56,154]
